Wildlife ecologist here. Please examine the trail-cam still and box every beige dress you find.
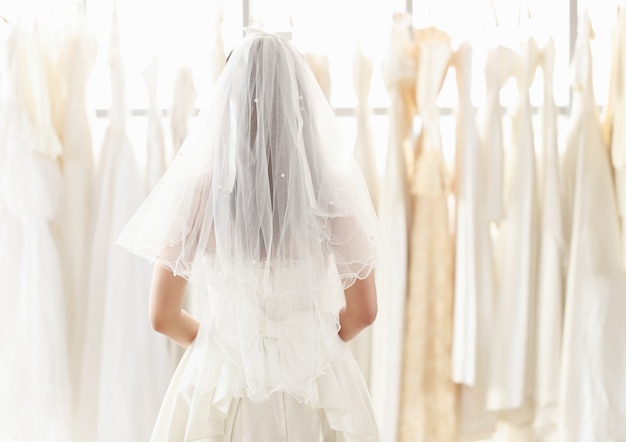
[398,26,457,442]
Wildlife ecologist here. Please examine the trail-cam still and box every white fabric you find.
[56,23,98,405]
[558,14,626,441]
[170,67,197,154]
[352,46,378,210]
[487,38,540,411]
[369,14,413,442]
[0,23,71,440]
[208,21,226,86]
[532,38,565,441]
[304,52,332,102]
[76,14,171,441]
[605,9,626,270]
[481,46,517,225]
[452,42,497,388]
[348,45,378,388]
[118,31,380,440]
[143,57,168,192]
[452,43,497,440]
[151,329,378,442]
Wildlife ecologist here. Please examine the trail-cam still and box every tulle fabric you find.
[117,31,379,407]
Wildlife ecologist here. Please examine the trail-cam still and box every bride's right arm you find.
[338,272,377,342]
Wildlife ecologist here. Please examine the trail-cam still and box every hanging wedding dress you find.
[604,8,626,270]
[533,38,565,442]
[56,23,98,405]
[352,45,378,209]
[0,23,71,440]
[451,42,497,441]
[558,14,626,441]
[207,17,226,85]
[481,46,518,226]
[487,38,540,416]
[398,26,457,442]
[348,45,377,388]
[304,52,332,101]
[170,67,197,155]
[370,13,414,442]
[143,57,167,192]
[76,14,171,442]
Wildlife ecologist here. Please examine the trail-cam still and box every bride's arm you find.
[149,264,199,348]
[338,272,377,342]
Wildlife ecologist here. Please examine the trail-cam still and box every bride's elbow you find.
[361,302,377,326]
[149,308,173,334]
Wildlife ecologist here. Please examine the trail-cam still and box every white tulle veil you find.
[117,30,379,401]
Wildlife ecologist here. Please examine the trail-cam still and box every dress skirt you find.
[151,337,380,442]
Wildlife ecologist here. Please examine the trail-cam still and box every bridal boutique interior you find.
[1,0,625,441]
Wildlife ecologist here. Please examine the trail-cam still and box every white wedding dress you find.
[0,23,71,441]
[348,45,378,387]
[558,15,626,441]
[533,38,565,441]
[76,15,171,442]
[452,42,498,441]
[370,14,414,442]
[487,38,540,414]
[605,8,626,270]
[55,23,98,406]
[143,57,168,192]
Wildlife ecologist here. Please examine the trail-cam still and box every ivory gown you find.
[304,53,332,101]
[369,13,414,442]
[76,15,171,441]
[55,24,98,405]
[398,26,457,442]
[171,67,197,155]
[604,8,626,270]
[0,23,71,440]
[143,57,167,192]
[487,38,540,415]
[533,38,565,442]
[452,43,497,441]
[348,46,377,388]
[482,46,517,226]
[352,46,379,210]
[558,14,626,441]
